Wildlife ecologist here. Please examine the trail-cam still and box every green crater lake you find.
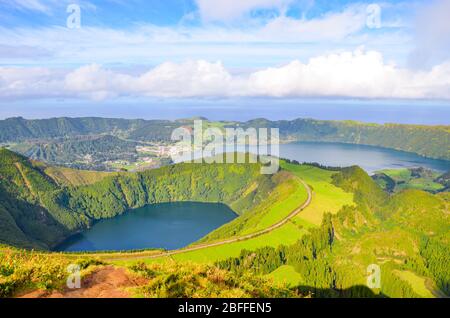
[56,202,237,252]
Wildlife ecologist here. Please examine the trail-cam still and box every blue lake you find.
[280,142,450,174]
[56,202,237,252]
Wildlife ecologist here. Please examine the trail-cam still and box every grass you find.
[265,265,303,287]
[0,248,105,297]
[172,222,306,263]
[128,261,298,298]
[394,270,435,298]
[45,166,118,186]
[282,162,355,226]
[396,178,444,192]
[379,168,445,192]
[381,169,412,181]
[251,177,308,233]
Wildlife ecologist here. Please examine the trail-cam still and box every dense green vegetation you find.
[0,247,105,297]
[129,261,299,298]
[1,116,449,160]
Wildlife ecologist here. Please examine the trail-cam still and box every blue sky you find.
[0,0,449,114]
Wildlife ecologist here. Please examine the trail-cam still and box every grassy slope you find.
[394,270,435,298]
[45,166,118,186]
[0,246,297,298]
[198,171,308,242]
[282,163,354,226]
[266,265,304,287]
[377,168,445,193]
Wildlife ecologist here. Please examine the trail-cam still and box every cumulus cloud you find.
[248,50,450,99]
[1,50,450,101]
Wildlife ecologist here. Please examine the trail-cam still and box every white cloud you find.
[195,0,295,22]
[7,0,51,14]
[261,5,367,41]
[63,61,233,99]
[409,0,450,68]
[1,49,450,101]
[0,6,372,68]
[248,49,450,99]
[133,60,233,97]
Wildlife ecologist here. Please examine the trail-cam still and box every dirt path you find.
[14,162,37,198]
[106,177,312,261]
[19,266,145,298]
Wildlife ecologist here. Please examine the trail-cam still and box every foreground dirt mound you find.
[20,266,146,298]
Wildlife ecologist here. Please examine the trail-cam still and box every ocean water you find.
[3,99,450,125]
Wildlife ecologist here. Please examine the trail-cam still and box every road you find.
[105,177,312,261]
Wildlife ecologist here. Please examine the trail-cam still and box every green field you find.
[172,223,307,263]
[375,168,445,193]
[266,265,304,287]
[281,162,355,226]
[45,166,118,186]
[394,270,435,298]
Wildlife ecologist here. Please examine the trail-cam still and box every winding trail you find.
[105,178,312,261]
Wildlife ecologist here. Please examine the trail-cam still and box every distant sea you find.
[2,98,450,125]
